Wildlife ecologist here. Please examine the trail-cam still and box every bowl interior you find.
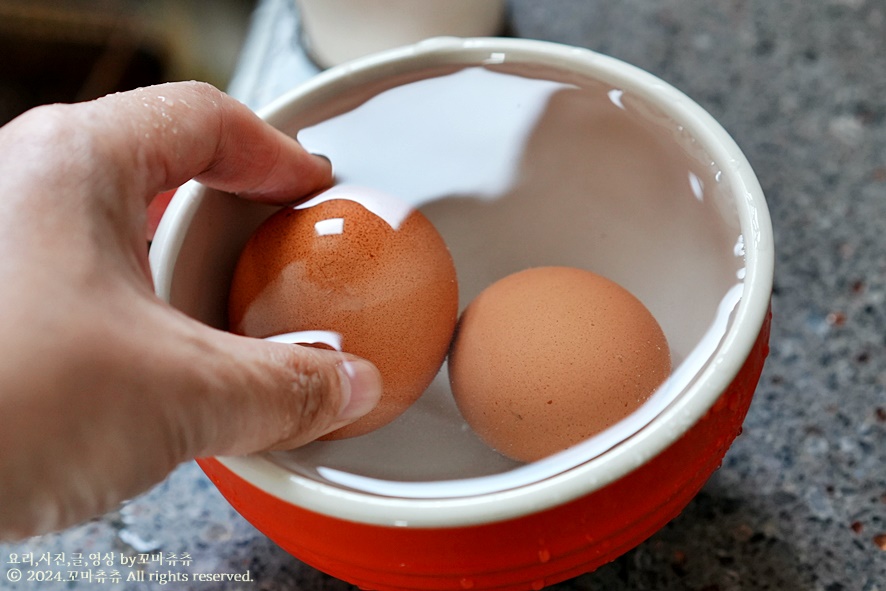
[159,46,752,499]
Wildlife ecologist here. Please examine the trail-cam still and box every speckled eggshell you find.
[228,188,458,439]
[448,266,671,462]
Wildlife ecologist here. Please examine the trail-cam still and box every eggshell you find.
[448,266,670,462]
[228,187,458,439]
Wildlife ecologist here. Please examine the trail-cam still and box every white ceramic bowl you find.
[150,37,773,591]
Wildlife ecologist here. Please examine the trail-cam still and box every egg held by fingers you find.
[228,187,459,439]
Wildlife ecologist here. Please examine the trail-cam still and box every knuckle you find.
[271,346,342,443]
[13,104,84,152]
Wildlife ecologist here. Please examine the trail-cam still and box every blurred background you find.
[0,0,254,126]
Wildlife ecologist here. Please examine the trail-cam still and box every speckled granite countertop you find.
[2,0,885,589]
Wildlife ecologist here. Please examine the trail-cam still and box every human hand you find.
[0,82,382,540]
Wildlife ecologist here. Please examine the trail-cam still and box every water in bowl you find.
[263,61,745,496]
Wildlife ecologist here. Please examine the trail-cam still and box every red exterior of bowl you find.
[197,308,770,591]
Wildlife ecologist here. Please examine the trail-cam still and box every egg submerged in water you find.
[228,185,459,439]
[448,266,671,462]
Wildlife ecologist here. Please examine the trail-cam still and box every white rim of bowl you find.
[149,37,774,528]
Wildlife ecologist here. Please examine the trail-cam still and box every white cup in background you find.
[295,0,507,68]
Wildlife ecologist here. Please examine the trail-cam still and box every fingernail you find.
[310,152,334,181]
[311,152,331,165]
[336,359,382,421]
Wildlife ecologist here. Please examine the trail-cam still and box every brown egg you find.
[448,266,670,462]
[228,187,459,439]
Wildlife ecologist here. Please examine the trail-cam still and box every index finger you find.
[87,81,333,204]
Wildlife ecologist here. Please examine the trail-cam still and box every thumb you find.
[158,319,383,459]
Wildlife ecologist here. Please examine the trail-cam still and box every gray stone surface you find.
[2,0,885,589]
